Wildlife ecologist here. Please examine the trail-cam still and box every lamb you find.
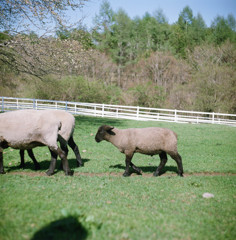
[18,110,83,172]
[95,125,183,177]
[0,109,74,176]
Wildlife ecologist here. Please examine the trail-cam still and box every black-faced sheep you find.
[18,109,83,173]
[0,109,74,176]
[95,125,183,177]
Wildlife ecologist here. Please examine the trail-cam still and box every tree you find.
[211,15,236,44]
[0,0,88,34]
[177,6,193,31]
[92,0,114,52]
[0,0,89,78]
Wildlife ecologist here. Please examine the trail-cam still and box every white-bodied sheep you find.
[95,125,183,177]
[19,109,83,173]
[0,109,74,176]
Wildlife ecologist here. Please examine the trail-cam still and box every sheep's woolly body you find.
[52,110,75,141]
[0,109,75,175]
[107,127,178,156]
[95,125,183,177]
[0,110,62,149]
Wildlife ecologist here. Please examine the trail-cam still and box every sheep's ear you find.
[103,125,114,132]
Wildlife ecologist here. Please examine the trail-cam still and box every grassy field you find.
[1,115,236,240]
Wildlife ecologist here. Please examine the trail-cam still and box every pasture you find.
[1,115,236,240]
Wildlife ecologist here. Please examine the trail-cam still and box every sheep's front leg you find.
[19,150,40,170]
[19,150,25,168]
[27,149,41,170]
[0,150,5,174]
[123,153,133,177]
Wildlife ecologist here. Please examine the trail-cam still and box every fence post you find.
[65,101,68,111]
[1,97,4,112]
[174,109,177,122]
[102,104,104,117]
[116,108,119,118]
[33,99,36,110]
[212,112,215,124]
[137,106,139,120]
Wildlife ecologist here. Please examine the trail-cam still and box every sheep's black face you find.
[95,125,114,143]
[95,126,105,143]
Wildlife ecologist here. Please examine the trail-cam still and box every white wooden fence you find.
[1,97,236,126]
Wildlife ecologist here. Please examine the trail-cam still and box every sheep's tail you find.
[58,121,62,131]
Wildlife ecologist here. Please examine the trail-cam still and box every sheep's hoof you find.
[35,164,41,170]
[46,170,54,176]
[65,170,74,176]
[19,164,25,169]
[123,172,131,177]
[77,162,84,167]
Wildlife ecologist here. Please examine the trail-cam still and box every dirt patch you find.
[5,171,236,177]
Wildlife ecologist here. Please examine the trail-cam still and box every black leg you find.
[130,162,142,175]
[27,149,41,170]
[57,148,73,176]
[19,150,25,168]
[170,152,184,177]
[0,150,5,174]
[46,149,58,176]
[123,154,133,177]
[59,142,69,170]
[68,136,83,167]
[153,152,168,177]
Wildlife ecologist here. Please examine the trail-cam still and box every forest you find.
[0,0,236,113]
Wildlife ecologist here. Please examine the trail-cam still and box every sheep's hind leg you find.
[59,142,69,170]
[170,152,183,177]
[57,148,74,176]
[130,162,142,175]
[46,149,58,176]
[68,136,83,167]
[153,152,168,177]
[0,151,6,174]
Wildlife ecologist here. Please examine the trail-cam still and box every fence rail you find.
[1,97,236,126]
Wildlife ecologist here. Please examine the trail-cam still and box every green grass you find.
[1,116,236,240]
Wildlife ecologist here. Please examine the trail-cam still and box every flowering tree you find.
[0,0,90,78]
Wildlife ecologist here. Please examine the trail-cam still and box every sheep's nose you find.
[95,135,100,142]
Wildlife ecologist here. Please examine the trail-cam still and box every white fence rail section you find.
[1,97,236,126]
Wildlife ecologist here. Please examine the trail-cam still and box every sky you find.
[75,0,236,29]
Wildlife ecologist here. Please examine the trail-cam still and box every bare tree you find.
[0,0,90,78]
[0,0,88,34]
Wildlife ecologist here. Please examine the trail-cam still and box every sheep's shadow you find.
[109,164,178,176]
[31,216,88,240]
[75,115,125,128]
[4,158,90,173]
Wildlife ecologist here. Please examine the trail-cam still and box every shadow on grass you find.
[31,216,88,240]
[4,158,90,173]
[75,115,126,129]
[110,163,178,175]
